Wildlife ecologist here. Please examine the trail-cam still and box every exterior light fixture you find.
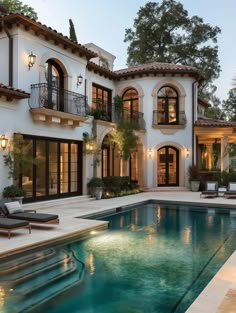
[28,52,36,70]
[148,149,152,159]
[86,142,93,152]
[77,74,83,86]
[186,148,189,158]
[0,134,8,150]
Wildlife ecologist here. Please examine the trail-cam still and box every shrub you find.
[3,185,25,198]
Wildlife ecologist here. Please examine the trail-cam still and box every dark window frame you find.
[157,86,179,125]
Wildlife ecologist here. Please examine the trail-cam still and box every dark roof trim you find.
[0,13,97,60]
[0,83,30,99]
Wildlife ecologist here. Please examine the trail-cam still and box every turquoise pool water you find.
[1,203,236,313]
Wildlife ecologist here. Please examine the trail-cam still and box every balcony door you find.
[122,89,139,123]
[45,60,64,111]
[157,146,179,186]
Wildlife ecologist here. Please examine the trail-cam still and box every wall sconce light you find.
[0,134,8,150]
[86,142,93,152]
[28,52,36,70]
[148,149,152,159]
[186,148,189,158]
[77,74,83,86]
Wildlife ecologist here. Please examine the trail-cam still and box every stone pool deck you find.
[1,190,236,313]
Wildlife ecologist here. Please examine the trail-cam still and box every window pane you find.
[70,143,78,192]
[36,141,46,196]
[60,143,68,193]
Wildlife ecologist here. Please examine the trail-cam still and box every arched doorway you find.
[157,146,179,186]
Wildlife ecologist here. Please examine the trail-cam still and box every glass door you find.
[158,146,179,186]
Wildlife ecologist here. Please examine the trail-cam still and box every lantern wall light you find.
[0,134,8,150]
[77,74,83,86]
[28,52,36,70]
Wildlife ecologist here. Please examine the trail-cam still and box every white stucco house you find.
[1,13,234,203]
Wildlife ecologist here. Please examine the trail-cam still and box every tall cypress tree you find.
[69,18,78,43]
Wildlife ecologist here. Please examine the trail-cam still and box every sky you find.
[22,0,236,101]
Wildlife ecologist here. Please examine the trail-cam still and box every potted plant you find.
[188,164,201,192]
[87,177,104,200]
[3,185,25,204]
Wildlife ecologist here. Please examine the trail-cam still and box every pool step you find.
[1,249,85,313]
[2,250,72,284]
[0,248,56,274]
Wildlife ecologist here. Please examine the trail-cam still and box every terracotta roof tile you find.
[195,117,236,127]
[0,83,30,99]
[114,62,202,77]
[0,13,97,59]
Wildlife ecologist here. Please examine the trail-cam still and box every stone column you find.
[221,136,229,172]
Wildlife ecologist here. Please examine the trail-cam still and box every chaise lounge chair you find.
[1,202,59,225]
[0,217,31,239]
[223,182,236,199]
[200,181,218,198]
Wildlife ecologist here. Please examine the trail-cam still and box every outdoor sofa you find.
[200,181,218,198]
[223,182,236,198]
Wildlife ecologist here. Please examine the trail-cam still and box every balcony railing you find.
[113,108,145,128]
[152,110,187,126]
[29,83,88,116]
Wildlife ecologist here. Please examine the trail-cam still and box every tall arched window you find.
[122,88,139,123]
[157,86,178,124]
[45,60,64,111]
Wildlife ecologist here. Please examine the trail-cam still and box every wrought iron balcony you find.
[152,110,187,126]
[29,83,88,116]
[113,108,145,128]
[88,99,112,122]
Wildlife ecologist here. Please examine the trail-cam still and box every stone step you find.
[23,195,93,211]
[144,187,190,192]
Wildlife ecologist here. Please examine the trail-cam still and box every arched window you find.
[157,86,178,125]
[45,60,64,111]
[122,88,139,123]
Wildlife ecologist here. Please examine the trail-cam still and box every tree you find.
[124,0,221,100]
[69,18,78,43]
[111,121,139,161]
[0,0,38,20]
[222,89,236,121]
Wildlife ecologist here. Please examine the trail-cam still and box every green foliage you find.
[3,184,25,198]
[111,121,139,161]
[124,0,221,100]
[102,176,140,198]
[69,18,78,43]
[103,176,130,194]
[113,95,124,113]
[222,89,236,121]
[188,164,200,181]
[0,0,38,19]
[3,133,36,180]
[212,171,236,187]
[87,177,104,188]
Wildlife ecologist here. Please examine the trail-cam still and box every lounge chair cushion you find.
[228,183,236,191]
[207,183,217,191]
[0,217,29,229]
[7,212,59,223]
[5,201,24,214]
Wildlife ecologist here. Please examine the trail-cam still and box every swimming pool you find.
[1,202,236,313]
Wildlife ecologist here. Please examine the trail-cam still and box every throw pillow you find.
[5,201,24,214]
